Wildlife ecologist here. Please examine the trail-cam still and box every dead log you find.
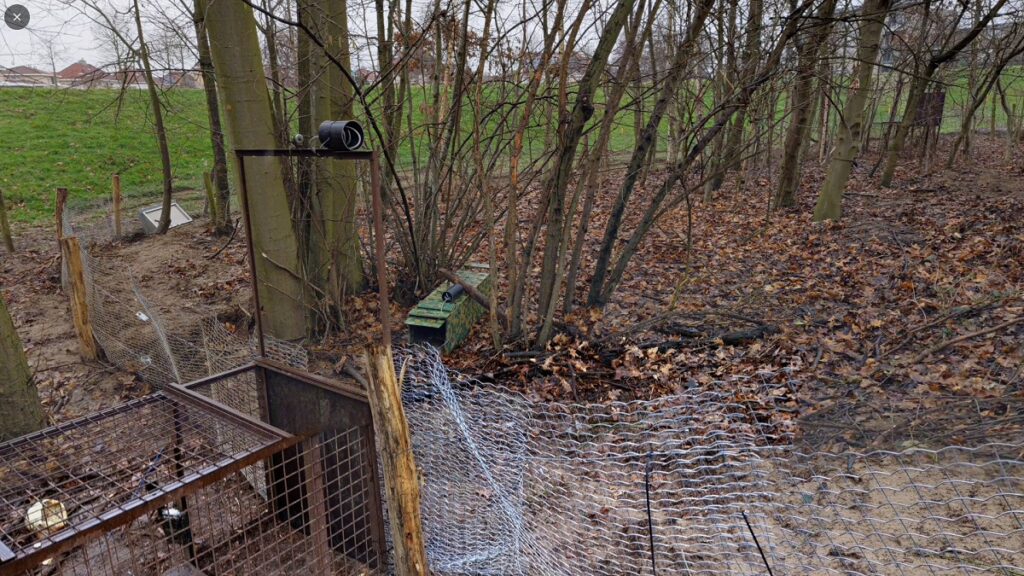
[719,325,779,346]
[364,344,429,576]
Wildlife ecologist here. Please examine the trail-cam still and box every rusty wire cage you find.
[0,362,386,576]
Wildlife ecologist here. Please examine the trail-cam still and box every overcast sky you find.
[3,0,601,72]
[0,1,100,70]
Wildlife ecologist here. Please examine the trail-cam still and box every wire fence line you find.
[59,206,307,388]
[397,347,1024,576]
[55,205,1024,575]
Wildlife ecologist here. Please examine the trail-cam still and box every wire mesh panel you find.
[0,367,385,576]
[397,347,1024,576]
[397,347,789,576]
[770,444,1024,574]
[60,207,309,391]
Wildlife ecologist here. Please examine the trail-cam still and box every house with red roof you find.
[57,60,108,88]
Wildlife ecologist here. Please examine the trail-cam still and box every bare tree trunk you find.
[775,0,838,208]
[814,0,891,221]
[588,0,716,306]
[298,0,364,330]
[563,0,656,314]
[879,0,1008,186]
[0,291,45,441]
[133,0,174,234]
[206,0,308,341]
[947,32,1024,165]
[193,0,231,232]
[710,0,761,192]
[534,0,638,346]
[593,0,815,304]
[505,0,568,338]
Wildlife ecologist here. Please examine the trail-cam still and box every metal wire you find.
[0,369,385,576]
[59,207,308,390]
[396,347,1024,576]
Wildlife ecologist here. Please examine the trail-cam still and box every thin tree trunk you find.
[133,0,174,234]
[193,0,231,232]
[534,0,638,346]
[300,0,364,327]
[563,0,656,314]
[947,33,1024,165]
[505,0,568,338]
[814,0,891,221]
[594,0,815,304]
[880,0,1008,186]
[588,0,716,306]
[775,0,838,208]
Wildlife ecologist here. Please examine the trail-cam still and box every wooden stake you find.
[0,188,14,253]
[112,174,122,238]
[55,187,68,247]
[59,236,99,360]
[364,343,428,576]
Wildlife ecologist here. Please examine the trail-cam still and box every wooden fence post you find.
[59,236,99,360]
[0,188,13,253]
[364,343,428,576]
[55,188,68,248]
[112,174,122,237]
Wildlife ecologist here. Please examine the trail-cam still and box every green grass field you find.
[1,67,1021,225]
[0,85,658,225]
[0,88,214,224]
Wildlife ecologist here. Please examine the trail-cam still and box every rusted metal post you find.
[364,343,428,576]
[59,236,99,360]
[112,174,122,238]
[370,151,392,348]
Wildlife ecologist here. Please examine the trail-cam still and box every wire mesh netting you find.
[0,369,385,576]
[395,347,1024,576]
[0,390,283,565]
[60,207,308,389]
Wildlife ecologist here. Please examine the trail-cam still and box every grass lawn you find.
[2,66,1021,226]
[0,88,214,225]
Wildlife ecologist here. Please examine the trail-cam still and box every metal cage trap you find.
[0,361,386,576]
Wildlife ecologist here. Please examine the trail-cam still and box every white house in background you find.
[0,65,56,87]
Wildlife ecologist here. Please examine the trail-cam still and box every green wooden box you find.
[405,263,491,352]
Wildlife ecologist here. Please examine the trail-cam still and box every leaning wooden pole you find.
[112,174,122,238]
[55,187,68,248]
[59,236,99,360]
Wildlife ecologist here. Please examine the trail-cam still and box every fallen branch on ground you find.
[911,316,1023,364]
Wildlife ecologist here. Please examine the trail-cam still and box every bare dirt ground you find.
[2,135,1022,452]
[0,199,252,420]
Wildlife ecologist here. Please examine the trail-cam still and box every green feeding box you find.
[405,263,491,352]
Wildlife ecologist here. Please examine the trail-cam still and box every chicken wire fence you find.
[396,347,1024,576]
[59,209,308,388]
[51,202,1024,574]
